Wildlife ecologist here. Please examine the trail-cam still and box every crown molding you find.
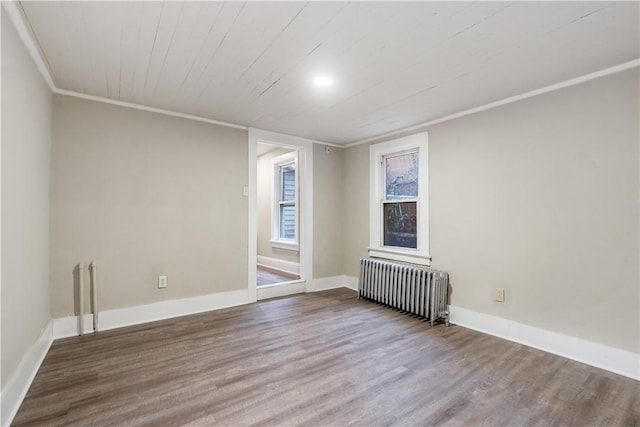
[54,89,249,131]
[2,0,55,91]
[5,0,637,149]
[3,0,248,133]
[343,58,640,148]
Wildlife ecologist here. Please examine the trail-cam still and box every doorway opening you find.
[256,142,301,288]
[248,128,314,302]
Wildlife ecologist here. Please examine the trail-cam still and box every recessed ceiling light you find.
[313,76,333,87]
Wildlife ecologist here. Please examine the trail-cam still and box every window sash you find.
[279,201,295,240]
[369,132,430,265]
[278,163,296,241]
[384,149,419,200]
[271,151,298,247]
[280,163,296,202]
[381,199,418,250]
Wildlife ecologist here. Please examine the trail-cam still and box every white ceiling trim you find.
[2,0,55,91]
[344,58,640,148]
[3,0,251,133]
[5,0,638,148]
[4,0,344,144]
[54,88,249,131]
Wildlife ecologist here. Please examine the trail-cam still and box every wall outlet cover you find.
[158,276,168,289]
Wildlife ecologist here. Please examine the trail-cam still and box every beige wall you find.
[313,144,344,278]
[256,147,299,264]
[1,11,52,388]
[342,69,639,353]
[342,143,370,278]
[50,95,248,317]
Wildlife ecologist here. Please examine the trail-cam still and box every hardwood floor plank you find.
[12,289,640,426]
[256,265,299,286]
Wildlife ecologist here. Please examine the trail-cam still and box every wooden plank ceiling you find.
[19,1,640,145]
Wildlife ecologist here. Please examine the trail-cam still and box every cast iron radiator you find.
[358,258,449,325]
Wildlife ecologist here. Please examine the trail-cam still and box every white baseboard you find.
[256,275,359,300]
[308,275,359,292]
[257,255,299,275]
[53,289,249,338]
[308,276,344,292]
[449,305,639,380]
[343,275,359,291]
[257,280,306,300]
[1,321,53,427]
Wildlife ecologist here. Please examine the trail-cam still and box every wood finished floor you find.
[13,289,640,426]
[257,265,299,287]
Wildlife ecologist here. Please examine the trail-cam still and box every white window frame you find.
[369,132,430,265]
[270,151,299,251]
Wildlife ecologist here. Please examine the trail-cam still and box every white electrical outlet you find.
[158,275,168,289]
[495,288,505,302]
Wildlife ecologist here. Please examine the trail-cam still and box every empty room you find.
[2,1,639,426]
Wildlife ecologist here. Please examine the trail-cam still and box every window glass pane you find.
[280,204,296,239]
[385,152,418,199]
[383,201,417,249]
[281,164,296,201]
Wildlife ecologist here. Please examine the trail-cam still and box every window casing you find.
[271,151,299,251]
[369,132,430,265]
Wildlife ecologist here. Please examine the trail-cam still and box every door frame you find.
[248,128,314,302]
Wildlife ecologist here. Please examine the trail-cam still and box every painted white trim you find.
[308,276,345,292]
[369,133,430,265]
[248,128,314,304]
[257,280,306,300]
[269,240,300,251]
[1,1,56,91]
[257,255,300,275]
[368,249,431,266]
[1,321,53,427]
[344,59,640,148]
[256,275,358,296]
[308,276,359,293]
[248,134,258,304]
[5,0,637,150]
[2,1,341,146]
[55,89,247,131]
[343,276,359,292]
[52,289,248,338]
[449,305,640,381]
[319,141,344,149]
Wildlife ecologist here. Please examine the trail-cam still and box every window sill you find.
[368,247,431,266]
[270,240,300,251]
